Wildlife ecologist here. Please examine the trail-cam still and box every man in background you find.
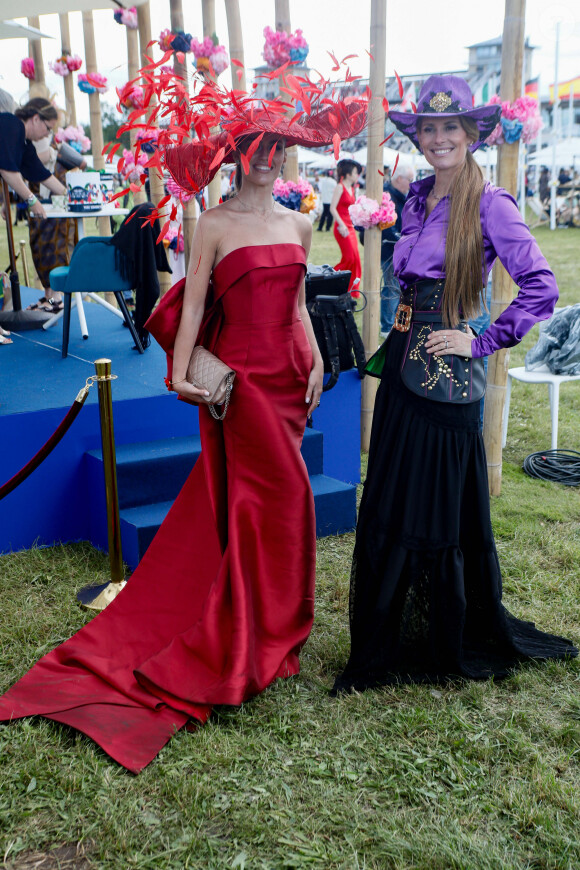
[317,169,336,232]
[380,164,414,336]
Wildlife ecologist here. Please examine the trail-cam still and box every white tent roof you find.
[0,19,52,39]
[0,2,148,16]
[528,139,580,166]
[304,150,355,170]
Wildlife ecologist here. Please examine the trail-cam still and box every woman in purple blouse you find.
[333,75,577,694]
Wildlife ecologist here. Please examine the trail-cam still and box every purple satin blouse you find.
[393,176,559,358]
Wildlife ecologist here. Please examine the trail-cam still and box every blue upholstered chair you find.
[49,236,144,358]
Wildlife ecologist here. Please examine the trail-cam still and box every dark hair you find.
[336,159,362,182]
[14,98,58,123]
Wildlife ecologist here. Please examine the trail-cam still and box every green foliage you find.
[82,103,130,153]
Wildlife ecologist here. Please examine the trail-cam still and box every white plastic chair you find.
[502,365,580,450]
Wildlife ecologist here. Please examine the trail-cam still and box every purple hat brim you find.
[388,104,501,152]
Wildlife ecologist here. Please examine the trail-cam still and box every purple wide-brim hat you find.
[389,74,501,152]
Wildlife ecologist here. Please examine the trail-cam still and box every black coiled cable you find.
[523,450,580,486]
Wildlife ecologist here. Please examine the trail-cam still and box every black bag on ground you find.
[305,266,366,392]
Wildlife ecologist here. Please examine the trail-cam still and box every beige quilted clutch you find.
[186,346,236,420]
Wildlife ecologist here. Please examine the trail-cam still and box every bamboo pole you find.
[126,24,146,206]
[28,16,45,96]
[482,0,526,496]
[137,1,172,296]
[361,0,387,452]
[59,14,77,126]
[275,0,299,183]
[170,0,197,266]
[202,0,222,209]
[82,10,110,244]
[225,0,246,92]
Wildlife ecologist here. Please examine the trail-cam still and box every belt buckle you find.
[393,303,412,332]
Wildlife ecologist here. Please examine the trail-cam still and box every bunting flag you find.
[481,76,497,105]
[525,77,539,100]
[549,76,580,103]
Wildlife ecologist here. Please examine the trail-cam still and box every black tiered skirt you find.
[333,330,577,693]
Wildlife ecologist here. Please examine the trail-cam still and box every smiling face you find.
[416,117,472,174]
[238,134,286,188]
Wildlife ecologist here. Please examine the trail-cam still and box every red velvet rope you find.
[0,387,90,500]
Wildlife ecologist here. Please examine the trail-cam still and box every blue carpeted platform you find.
[1,286,361,563]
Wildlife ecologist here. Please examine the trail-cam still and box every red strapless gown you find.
[0,244,316,773]
[333,185,361,291]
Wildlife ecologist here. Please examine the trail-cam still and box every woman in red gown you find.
[330,158,363,291]
[0,87,368,773]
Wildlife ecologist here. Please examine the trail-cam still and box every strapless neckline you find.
[214,243,306,272]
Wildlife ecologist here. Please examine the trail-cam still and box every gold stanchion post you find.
[77,358,126,610]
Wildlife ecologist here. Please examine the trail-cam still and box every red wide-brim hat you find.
[164,97,368,193]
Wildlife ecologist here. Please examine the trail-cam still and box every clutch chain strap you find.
[208,372,235,421]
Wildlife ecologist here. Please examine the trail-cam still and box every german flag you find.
[525,77,539,100]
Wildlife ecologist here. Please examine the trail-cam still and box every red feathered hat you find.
[164,98,368,193]
[117,58,369,196]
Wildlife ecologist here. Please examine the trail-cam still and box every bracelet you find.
[27,194,38,207]
[170,378,187,386]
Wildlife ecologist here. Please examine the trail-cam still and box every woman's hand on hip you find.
[338,223,349,238]
[425,326,474,359]
[306,359,324,418]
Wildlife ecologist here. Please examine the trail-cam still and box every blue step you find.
[118,473,356,570]
[85,428,355,570]
[86,428,325,510]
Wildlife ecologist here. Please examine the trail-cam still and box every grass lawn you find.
[0,216,579,869]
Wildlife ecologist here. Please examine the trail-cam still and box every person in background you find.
[379,164,414,337]
[0,98,66,310]
[316,169,336,231]
[538,166,550,206]
[330,159,362,292]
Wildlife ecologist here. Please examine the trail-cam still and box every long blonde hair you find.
[419,116,486,327]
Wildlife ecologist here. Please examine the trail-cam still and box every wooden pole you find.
[28,16,45,98]
[126,24,146,206]
[137,1,172,296]
[225,0,246,92]
[202,0,222,209]
[59,14,77,125]
[82,10,110,245]
[361,0,387,451]
[170,0,197,266]
[275,0,299,183]
[482,0,526,496]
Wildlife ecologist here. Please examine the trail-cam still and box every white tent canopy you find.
[0,2,148,15]
[0,19,52,39]
[528,139,580,167]
[304,150,355,170]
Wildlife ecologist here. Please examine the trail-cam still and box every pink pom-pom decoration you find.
[78,72,108,94]
[119,147,148,184]
[21,57,35,80]
[66,54,83,72]
[54,124,91,153]
[485,93,542,146]
[117,82,144,111]
[348,192,396,229]
[166,176,194,202]
[263,26,308,68]
[49,57,70,77]
[191,35,229,76]
[158,29,174,52]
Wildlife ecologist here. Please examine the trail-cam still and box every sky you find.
[0,0,579,124]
